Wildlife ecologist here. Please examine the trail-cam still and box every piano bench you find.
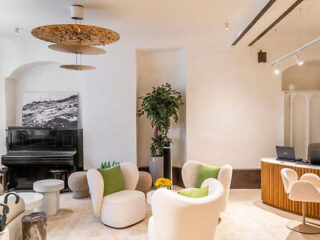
[49,169,69,191]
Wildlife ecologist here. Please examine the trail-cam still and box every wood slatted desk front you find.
[261,158,320,220]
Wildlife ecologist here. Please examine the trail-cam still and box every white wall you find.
[0,0,320,169]
[282,60,320,91]
[6,62,84,127]
[136,49,186,168]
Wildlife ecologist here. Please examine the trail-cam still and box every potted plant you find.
[137,83,184,182]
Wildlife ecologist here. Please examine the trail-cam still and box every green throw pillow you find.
[98,165,124,196]
[195,164,220,188]
[178,185,209,198]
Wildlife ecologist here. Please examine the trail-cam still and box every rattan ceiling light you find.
[60,65,96,70]
[31,24,120,46]
[31,5,119,71]
[48,44,106,55]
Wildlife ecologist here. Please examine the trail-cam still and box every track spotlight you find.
[293,53,304,66]
[274,63,280,75]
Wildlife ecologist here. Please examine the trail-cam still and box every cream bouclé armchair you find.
[182,161,233,213]
[148,178,224,240]
[0,192,26,240]
[87,162,147,228]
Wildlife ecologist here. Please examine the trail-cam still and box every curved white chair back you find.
[280,168,298,194]
[150,179,224,240]
[120,162,139,190]
[86,162,139,218]
[289,180,320,202]
[181,161,232,212]
[87,169,104,218]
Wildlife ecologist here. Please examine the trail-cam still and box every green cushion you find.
[178,185,209,198]
[195,164,220,188]
[98,165,125,196]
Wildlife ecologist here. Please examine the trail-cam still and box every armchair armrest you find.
[300,173,320,189]
[217,165,232,212]
[87,169,104,219]
[136,171,152,194]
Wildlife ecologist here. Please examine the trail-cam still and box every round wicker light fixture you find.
[48,44,106,55]
[60,64,96,71]
[32,24,120,46]
[31,5,119,71]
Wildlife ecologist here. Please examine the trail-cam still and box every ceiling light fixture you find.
[224,22,230,30]
[31,5,120,71]
[293,53,304,66]
[270,37,320,73]
[274,63,280,75]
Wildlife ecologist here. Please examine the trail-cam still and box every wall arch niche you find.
[282,60,320,159]
[5,61,85,128]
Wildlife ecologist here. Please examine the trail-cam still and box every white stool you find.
[33,179,64,216]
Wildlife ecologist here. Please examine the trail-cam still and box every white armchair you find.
[181,161,232,212]
[148,178,224,240]
[87,162,146,228]
[0,192,26,240]
[281,168,320,234]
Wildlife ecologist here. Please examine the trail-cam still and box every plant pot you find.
[149,157,164,184]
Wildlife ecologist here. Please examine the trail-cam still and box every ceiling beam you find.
[232,0,276,46]
[248,0,304,46]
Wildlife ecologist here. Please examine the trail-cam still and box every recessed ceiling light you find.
[225,22,230,30]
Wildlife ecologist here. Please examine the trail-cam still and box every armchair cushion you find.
[195,164,220,188]
[98,165,124,196]
[178,185,209,198]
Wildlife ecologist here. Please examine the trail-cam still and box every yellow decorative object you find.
[155,178,172,189]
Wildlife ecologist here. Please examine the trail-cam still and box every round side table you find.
[18,192,43,211]
[33,179,64,216]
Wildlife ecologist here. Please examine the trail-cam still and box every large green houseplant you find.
[137,83,184,181]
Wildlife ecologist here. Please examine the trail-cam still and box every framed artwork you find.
[22,92,78,128]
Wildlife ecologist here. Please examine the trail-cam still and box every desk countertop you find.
[261,158,320,170]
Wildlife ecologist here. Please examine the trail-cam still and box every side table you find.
[18,192,43,211]
[33,179,64,216]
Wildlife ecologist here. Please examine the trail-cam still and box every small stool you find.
[22,212,47,240]
[68,172,89,199]
[48,169,69,191]
[33,179,64,216]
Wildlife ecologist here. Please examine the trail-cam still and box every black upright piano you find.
[1,127,83,190]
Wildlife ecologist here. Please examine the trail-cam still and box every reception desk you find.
[261,158,320,220]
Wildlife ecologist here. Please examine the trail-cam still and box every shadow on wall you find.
[282,60,320,91]
[5,61,85,128]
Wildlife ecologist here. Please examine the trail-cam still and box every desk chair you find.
[281,168,320,234]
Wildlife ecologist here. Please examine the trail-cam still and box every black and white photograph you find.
[22,92,78,128]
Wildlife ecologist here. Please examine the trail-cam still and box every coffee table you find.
[18,192,43,211]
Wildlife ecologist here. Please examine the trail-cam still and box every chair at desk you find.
[281,168,320,234]
[308,143,320,160]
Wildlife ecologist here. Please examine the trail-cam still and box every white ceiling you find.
[0,0,319,48]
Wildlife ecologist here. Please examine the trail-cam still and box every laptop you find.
[311,151,320,165]
[276,146,302,161]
